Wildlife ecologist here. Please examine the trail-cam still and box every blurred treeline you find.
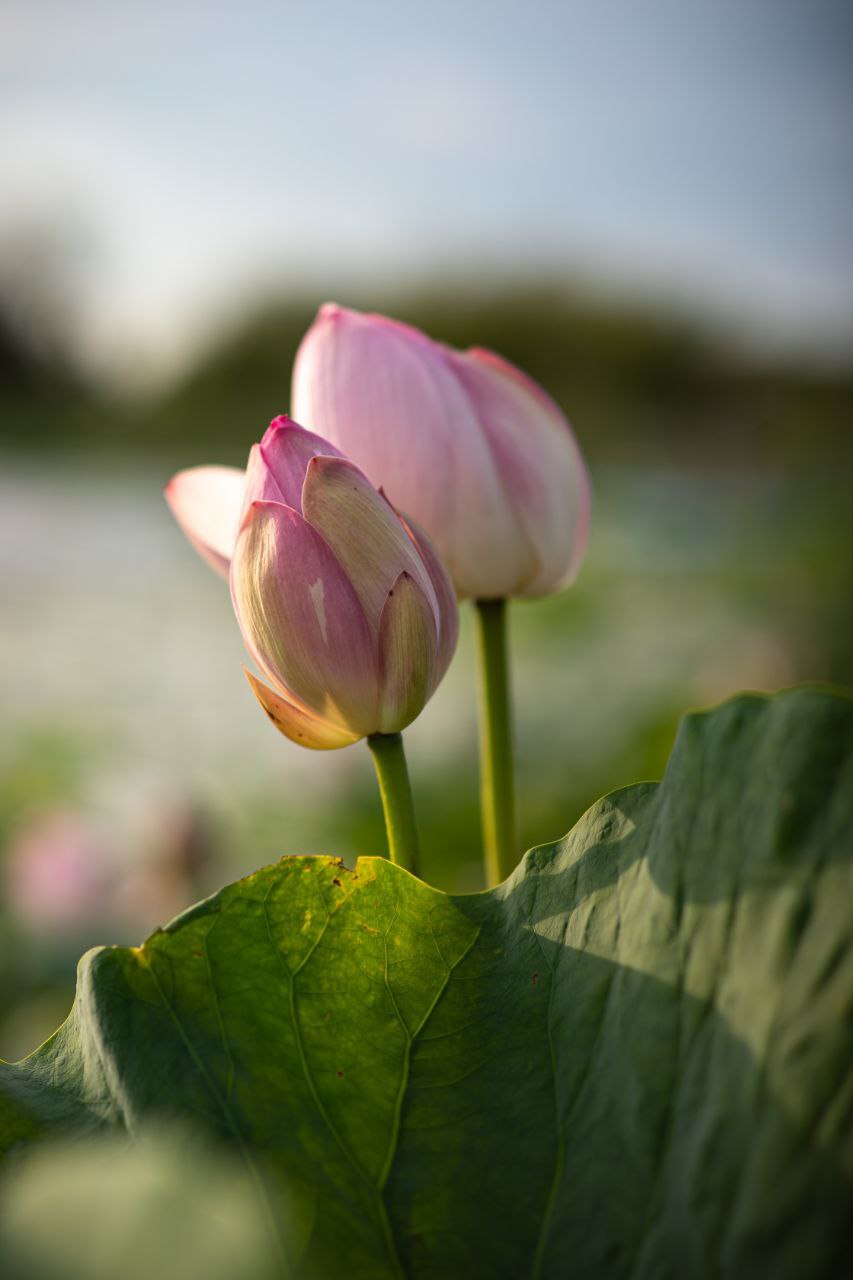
[3,272,852,474]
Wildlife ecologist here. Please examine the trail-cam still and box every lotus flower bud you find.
[291,304,591,600]
[167,417,458,749]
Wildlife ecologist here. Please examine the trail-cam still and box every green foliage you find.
[0,1127,281,1280]
[1,688,852,1278]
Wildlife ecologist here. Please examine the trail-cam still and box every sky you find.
[1,0,852,381]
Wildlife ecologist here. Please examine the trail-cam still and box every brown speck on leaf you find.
[532,972,539,986]
[336,1069,344,1078]
[332,877,342,887]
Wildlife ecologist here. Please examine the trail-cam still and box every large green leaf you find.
[2,688,852,1278]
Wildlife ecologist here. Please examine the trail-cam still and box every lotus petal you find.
[400,515,459,687]
[253,415,344,509]
[452,348,591,596]
[231,501,378,735]
[292,304,529,599]
[244,670,360,750]
[301,456,435,626]
[165,465,245,577]
[376,571,437,734]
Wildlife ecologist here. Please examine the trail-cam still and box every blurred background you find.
[1,0,851,1059]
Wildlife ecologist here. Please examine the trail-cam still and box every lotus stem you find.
[367,731,421,876]
[474,598,517,886]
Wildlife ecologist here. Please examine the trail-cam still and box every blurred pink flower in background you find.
[291,304,591,600]
[5,804,215,942]
[4,810,111,934]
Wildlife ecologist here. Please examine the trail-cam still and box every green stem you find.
[367,732,420,876]
[474,598,517,886]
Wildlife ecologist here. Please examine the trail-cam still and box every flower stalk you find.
[474,598,516,886]
[367,732,421,876]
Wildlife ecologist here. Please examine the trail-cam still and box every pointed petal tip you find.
[243,669,361,751]
[236,497,300,537]
[318,301,344,320]
[305,451,333,472]
[313,302,367,334]
[303,452,364,485]
[263,413,300,441]
[163,469,191,506]
[301,456,434,622]
[314,302,418,344]
[262,413,335,451]
[376,484,398,514]
[382,567,412,604]
[238,497,265,529]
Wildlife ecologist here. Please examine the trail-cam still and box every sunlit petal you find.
[301,455,435,626]
[377,571,438,733]
[164,465,245,577]
[253,414,344,509]
[231,501,379,735]
[244,670,360,750]
[399,514,459,688]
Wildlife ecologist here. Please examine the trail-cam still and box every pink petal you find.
[465,346,567,423]
[164,466,246,578]
[252,414,345,509]
[292,305,527,598]
[452,349,591,596]
[399,515,459,688]
[300,455,436,628]
[230,501,379,736]
[376,571,438,734]
[244,670,360,750]
[241,442,286,511]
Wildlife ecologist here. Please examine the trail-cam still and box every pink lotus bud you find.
[291,304,591,600]
[168,417,458,749]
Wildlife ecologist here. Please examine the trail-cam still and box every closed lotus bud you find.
[291,304,591,600]
[167,417,458,749]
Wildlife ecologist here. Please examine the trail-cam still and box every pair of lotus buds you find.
[167,304,590,750]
